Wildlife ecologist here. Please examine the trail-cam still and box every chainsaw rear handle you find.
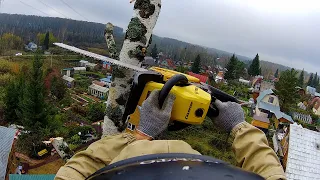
[158,74,188,108]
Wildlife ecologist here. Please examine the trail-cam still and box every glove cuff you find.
[136,128,154,139]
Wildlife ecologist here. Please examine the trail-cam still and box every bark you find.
[103,0,162,136]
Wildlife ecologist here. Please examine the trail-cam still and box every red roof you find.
[188,72,208,83]
[166,59,176,68]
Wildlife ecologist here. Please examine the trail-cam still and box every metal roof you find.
[274,111,294,123]
[256,89,274,103]
[62,75,75,82]
[257,101,280,113]
[89,84,108,93]
[0,126,16,180]
[73,67,86,71]
[285,124,320,179]
[9,174,55,180]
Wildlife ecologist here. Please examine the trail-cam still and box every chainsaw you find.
[53,43,239,132]
[122,67,239,132]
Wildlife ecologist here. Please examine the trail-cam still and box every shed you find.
[85,63,97,70]
[0,126,16,180]
[79,60,89,67]
[273,111,294,128]
[282,124,320,179]
[73,67,86,73]
[88,84,108,99]
[62,75,75,88]
[251,114,270,133]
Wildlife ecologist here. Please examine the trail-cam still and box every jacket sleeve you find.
[55,133,136,180]
[231,122,286,180]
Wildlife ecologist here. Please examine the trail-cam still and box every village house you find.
[275,124,320,179]
[88,84,108,99]
[0,126,17,180]
[253,89,294,130]
[255,89,280,118]
[102,61,112,71]
[188,72,208,83]
[25,42,38,52]
[62,75,75,88]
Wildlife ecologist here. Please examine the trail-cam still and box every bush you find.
[87,103,106,122]
[71,104,88,116]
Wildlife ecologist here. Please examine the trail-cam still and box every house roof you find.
[93,80,106,87]
[285,124,320,179]
[306,86,316,95]
[257,101,280,113]
[100,76,112,83]
[0,126,16,180]
[73,67,86,71]
[89,84,108,93]
[274,111,294,123]
[62,75,75,82]
[188,72,208,83]
[256,89,275,103]
[9,174,55,180]
[79,60,88,63]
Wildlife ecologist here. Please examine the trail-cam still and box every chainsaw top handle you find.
[158,74,188,108]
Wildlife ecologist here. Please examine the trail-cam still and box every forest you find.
[0,13,296,75]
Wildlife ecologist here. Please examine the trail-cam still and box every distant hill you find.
[0,13,301,76]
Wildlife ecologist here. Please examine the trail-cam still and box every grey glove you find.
[212,100,245,132]
[137,90,176,138]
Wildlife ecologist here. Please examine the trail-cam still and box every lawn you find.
[28,159,65,174]
[162,118,237,165]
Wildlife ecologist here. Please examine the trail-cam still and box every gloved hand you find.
[137,90,176,139]
[211,100,245,132]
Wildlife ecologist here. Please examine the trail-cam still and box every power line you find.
[37,0,68,18]
[19,0,50,16]
[59,0,89,21]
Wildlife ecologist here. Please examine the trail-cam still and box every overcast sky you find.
[1,0,320,73]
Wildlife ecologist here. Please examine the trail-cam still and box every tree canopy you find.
[275,68,299,112]
[248,54,260,76]
[312,72,318,88]
[224,54,244,80]
[37,32,57,48]
[307,73,314,87]
[298,69,304,87]
[274,69,279,78]
[191,54,201,74]
[17,54,48,130]
[151,44,158,59]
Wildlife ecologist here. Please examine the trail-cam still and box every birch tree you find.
[103,0,162,136]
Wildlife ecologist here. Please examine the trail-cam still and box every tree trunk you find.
[103,0,162,136]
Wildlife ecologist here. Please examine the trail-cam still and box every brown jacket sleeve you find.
[55,133,136,180]
[231,122,286,180]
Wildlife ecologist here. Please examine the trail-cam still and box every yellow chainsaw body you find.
[126,80,211,132]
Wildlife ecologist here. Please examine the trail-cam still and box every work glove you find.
[211,100,245,133]
[137,90,176,139]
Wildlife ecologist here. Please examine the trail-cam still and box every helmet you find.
[87,153,263,180]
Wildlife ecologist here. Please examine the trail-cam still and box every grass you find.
[28,159,65,174]
[79,94,95,103]
[80,71,105,79]
[162,118,237,165]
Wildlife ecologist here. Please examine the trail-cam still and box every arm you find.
[231,122,286,180]
[55,91,173,180]
[210,100,286,180]
[55,132,150,180]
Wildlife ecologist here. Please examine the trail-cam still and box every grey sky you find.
[1,0,320,73]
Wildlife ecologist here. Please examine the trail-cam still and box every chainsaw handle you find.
[158,74,188,108]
